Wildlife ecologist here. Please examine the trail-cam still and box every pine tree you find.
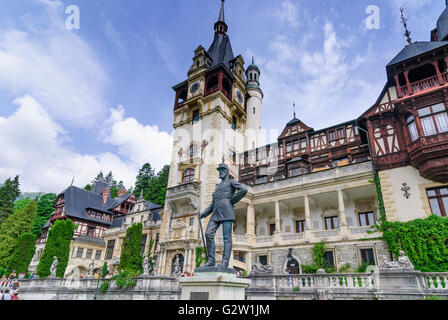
[0,176,21,226]
[8,232,36,274]
[151,165,170,206]
[36,219,77,278]
[91,171,105,186]
[118,223,143,275]
[84,184,92,191]
[0,201,37,267]
[32,194,57,238]
[134,163,155,200]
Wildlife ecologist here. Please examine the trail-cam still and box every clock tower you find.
[158,0,263,276]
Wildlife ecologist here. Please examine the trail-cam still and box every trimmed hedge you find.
[8,232,36,273]
[36,219,77,278]
[118,223,143,275]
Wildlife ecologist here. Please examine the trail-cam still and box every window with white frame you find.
[406,115,419,142]
[418,103,448,136]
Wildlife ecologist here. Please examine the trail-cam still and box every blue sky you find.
[0,0,444,192]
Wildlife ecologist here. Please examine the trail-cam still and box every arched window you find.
[406,115,419,142]
[182,168,195,183]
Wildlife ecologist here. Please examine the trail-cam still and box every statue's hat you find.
[217,163,229,171]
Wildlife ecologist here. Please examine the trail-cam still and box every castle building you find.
[156,2,448,276]
[31,2,448,278]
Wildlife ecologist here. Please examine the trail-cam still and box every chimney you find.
[102,188,110,204]
[118,189,127,197]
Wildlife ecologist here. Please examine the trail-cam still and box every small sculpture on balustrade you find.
[50,256,58,278]
[250,263,273,275]
[380,251,414,271]
[87,260,95,278]
[143,256,150,276]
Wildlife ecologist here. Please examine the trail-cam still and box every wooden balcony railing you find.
[400,72,448,96]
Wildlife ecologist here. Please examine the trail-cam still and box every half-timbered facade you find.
[29,181,137,277]
[360,4,448,223]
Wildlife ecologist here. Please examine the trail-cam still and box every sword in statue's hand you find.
[198,213,208,261]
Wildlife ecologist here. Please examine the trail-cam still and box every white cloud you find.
[0,0,108,127]
[249,19,382,139]
[272,0,300,28]
[0,96,138,193]
[101,106,173,172]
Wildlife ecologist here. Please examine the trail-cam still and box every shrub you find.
[118,223,143,275]
[100,281,109,293]
[355,262,370,273]
[338,263,351,273]
[0,266,6,277]
[7,232,36,274]
[293,287,300,292]
[424,295,442,300]
[112,270,137,289]
[195,247,206,268]
[301,265,319,274]
[101,262,108,279]
[36,219,77,278]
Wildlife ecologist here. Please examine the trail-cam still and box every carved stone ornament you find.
[401,183,411,199]
[250,263,273,275]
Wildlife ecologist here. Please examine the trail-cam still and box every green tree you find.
[0,176,21,226]
[84,184,92,191]
[0,201,37,267]
[91,171,105,186]
[134,163,155,200]
[147,165,170,206]
[101,262,108,279]
[8,232,36,273]
[32,193,57,238]
[36,219,77,278]
[14,198,31,212]
[118,223,143,275]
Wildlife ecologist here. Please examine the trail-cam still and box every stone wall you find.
[251,240,389,274]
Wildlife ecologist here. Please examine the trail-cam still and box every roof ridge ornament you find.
[400,7,412,44]
[293,102,296,119]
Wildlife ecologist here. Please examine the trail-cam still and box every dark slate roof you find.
[437,6,448,41]
[207,33,235,69]
[145,201,162,210]
[111,216,125,228]
[287,117,300,126]
[107,193,132,210]
[93,181,110,194]
[386,41,448,67]
[58,186,131,226]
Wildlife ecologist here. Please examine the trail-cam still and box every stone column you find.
[274,200,281,234]
[337,189,347,226]
[337,189,349,236]
[246,204,255,236]
[304,194,312,241]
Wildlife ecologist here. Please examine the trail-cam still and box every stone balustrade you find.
[7,271,448,300]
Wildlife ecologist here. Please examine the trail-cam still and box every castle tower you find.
[245,57,263,149]
[158,0,255,276]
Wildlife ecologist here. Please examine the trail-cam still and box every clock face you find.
[190,82,200,94]
[236,90,244,103]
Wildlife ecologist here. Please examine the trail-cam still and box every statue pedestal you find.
[179,268,251,300]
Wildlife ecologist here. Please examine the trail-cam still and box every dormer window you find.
[292,125,297,131]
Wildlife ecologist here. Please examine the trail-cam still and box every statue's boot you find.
[218,260,229,268]
[203,260,215,267]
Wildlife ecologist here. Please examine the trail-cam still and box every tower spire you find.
[219,0,225,22]
[400,7,412,44]
[214,0,228,34]
[293,102,296,119]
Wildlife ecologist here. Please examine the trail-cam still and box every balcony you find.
[399,72,448,97]
[166,182,200,200]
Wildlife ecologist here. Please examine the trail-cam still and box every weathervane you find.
[293,102,296,118]
[400,7,412,44]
